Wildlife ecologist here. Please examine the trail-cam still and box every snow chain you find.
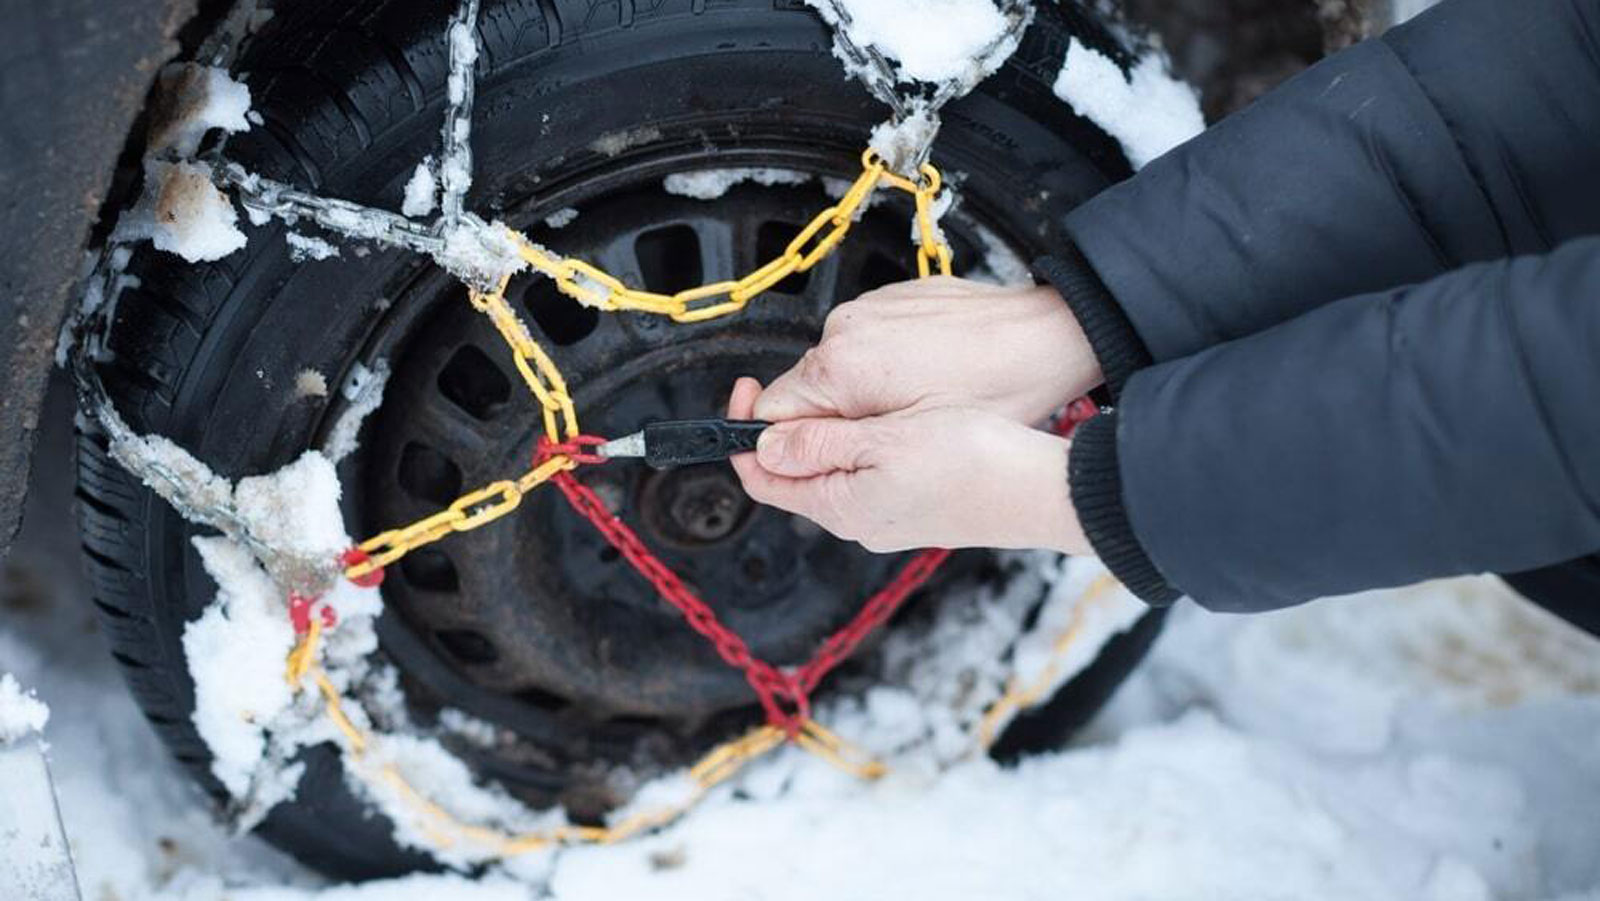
[76,0,1115,859]
[283,150,1110,855]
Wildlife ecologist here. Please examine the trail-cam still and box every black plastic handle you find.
[641,418,769,469]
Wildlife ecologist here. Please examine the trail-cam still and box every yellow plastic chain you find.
[287,146,1110,857]
[285,572,1104,855]
[974,573,1119,749]
[342,149,950,584]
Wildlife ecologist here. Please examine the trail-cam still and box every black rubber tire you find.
[77,0,1154,880]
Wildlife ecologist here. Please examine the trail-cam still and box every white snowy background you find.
[5,375,1599,901]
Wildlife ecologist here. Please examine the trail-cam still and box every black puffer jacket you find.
[1038,0,1600,623]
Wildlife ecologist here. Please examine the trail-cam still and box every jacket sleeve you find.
[1047,0,1600,372]
[1070,237,1600,612]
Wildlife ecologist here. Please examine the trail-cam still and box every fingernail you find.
[757,426,786,469]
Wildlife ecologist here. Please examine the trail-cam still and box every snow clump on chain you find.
[114,65,255,263]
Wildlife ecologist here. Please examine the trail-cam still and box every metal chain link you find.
[821,0,1035,172]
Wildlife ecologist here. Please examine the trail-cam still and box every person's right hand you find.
[752,276,1100,426]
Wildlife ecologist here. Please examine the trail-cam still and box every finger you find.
[729,442,829,523]
[756,417,878,478]
[727,376,762,419]
[752,348,841,422]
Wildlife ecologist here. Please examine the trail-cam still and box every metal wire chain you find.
[820,0,1035,172]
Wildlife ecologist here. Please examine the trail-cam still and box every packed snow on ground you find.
[0,672,49,743]
[1053,38,1205,169]
[5,394,1600,901]
[663,168,812,201]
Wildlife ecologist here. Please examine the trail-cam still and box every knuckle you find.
[824,302,858,330]
[798,346,834,386]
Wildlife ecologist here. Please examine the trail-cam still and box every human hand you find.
[728,378,1090,554]
[753,276,1099,426]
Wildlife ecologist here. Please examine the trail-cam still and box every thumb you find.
[756,418,878,478]
[753,349,841,421]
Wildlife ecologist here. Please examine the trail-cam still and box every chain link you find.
[108,135,1102,856]
[67,0,1115,860]
[508,151,948,324]
[339,149,951,584]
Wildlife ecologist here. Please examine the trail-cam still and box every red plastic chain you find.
[329,404,1100,734]
[288,591,338,634]
[516,402,1100,736]
[545,460,806,732]
[341,547,385,587]
[540,434,609,465]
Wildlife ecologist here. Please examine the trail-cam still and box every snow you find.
[446,19,480,105]
[548,711,1521,900]
[805,0,1008,84]
[0,672,49,743]
[438,5,481,224]
[55,246,134,366]
[147,64,254,159]
[294,369,330,399]
[285,232,341,262]
[113,65,255,262]
[968,224,1031,286]
[437,218,530,289]
[164,452,368,806]
[184,538,301,798]
[664,168,812,201]
[117,160,249,262]
[168,874,532,900]
[7,439,1600,900]
[402,159,438,218]
[1053,38,1206,169]
[57,341,1600,900]
[867,106,942,175]
[542,207,579,229]
[322,361,390,464]
[590,125,662,158]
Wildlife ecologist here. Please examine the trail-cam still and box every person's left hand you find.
[728,377,1090,554]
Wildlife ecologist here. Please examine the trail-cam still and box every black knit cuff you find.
[1033,246,1152,401]
[1068,412,1182,605]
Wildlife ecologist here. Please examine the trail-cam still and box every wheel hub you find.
[640,466,754,547]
